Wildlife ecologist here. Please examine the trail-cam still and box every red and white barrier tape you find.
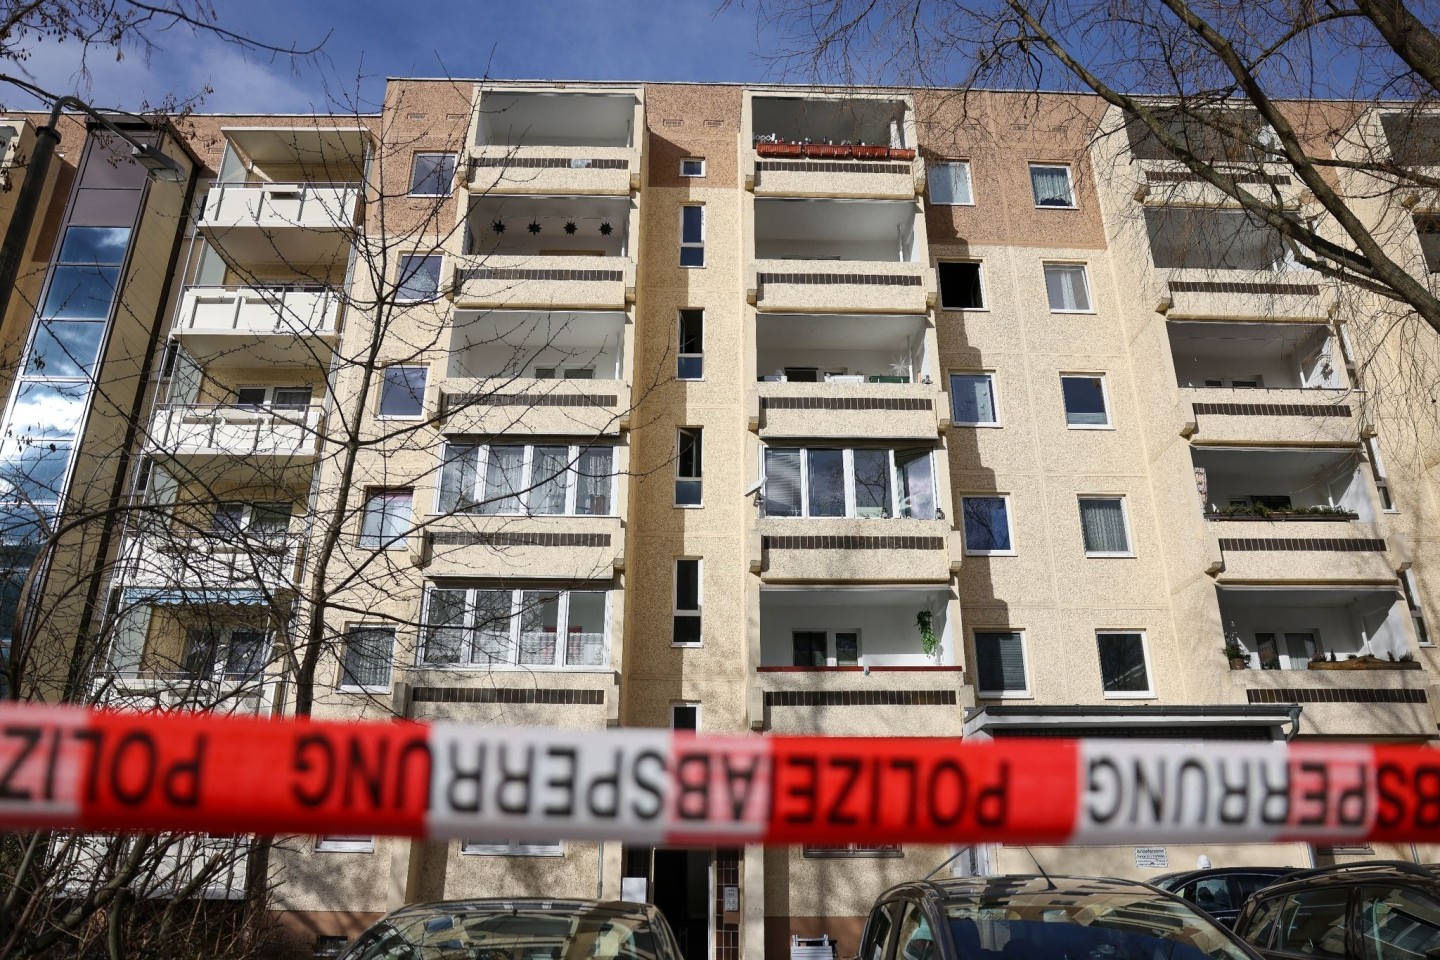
[2,703,1438,845]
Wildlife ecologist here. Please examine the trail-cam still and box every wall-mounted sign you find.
[1134,847,1169,869]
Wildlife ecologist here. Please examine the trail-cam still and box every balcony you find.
[757,517,959,583]
[146,403,324,459]
[750,198,931,314]
[1170,321,1359,443]
[420,514,623,580]
[197,182,360,262]
[469,88,641,196]
[172,285,341,365]
[753,312,938,438]
[456,195,633,309]
[749,94,915,199]
[116,535,301,597]
[1193,447,1395,582]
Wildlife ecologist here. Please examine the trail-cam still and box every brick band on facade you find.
[470,157,628,170]
[440,392,618,414]
[456,267,624,283]
[1246,688,1427,704]
[1217,537,1387,552]
[412,687,606,705]
[429,532,612,548]
[763,690,958,707]
[756,160,911,175]
[1169,280,1321,295]
[761,396,933,412]
[1192,401,1351,417]
[762,535,946,550]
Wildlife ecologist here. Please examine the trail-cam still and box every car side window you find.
[1189,876,1235,913]
[894,903,938,960]
[1356,885,1440,960]
[1240,894,1289,950]
[861,902,897,960]
[342,925,415,960]
[1275,888,1352,958]
[1235,873,1284,901]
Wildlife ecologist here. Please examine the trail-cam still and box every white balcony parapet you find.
[174,285,341,338]
[199,181,360,231]
[117,535,301,596]
[147,403,323,457]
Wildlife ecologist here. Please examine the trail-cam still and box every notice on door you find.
[1134,847,1168,868]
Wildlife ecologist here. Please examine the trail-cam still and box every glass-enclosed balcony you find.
[1220,586,1413,669]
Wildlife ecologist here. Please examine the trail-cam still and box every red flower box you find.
[853,145,889,160]
[888,147,917,160]
[757,142,802,158]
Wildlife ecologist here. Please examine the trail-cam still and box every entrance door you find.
[652,849,714,960]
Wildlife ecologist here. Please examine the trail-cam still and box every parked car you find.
[858,875,1260,960]
[337,898,684,960]
[1152,867,1301,927]
[1233,861,1440,960]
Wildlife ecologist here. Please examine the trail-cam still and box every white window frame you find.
[960,494,1016,557]
[670,702,701,732]
[420,587,611,670]
[408,152,457,197]
[679,204,705,268]
[395,253,443,303]
[1078,495,1134,558]
[1029,162,1077,209]
[927,161,975,206]
[1402,569,1432,647]
[377,365,428,420]
[949,371,1000,427]
[677,309,704,381]
[435,442,615,517]
[763,446,937,520]
[234,384,313,410]
[359,488,412,550]
[791,629,863,667]
[679,158,706,178]
[315,835,374,853]
[675,427,703,508]
[672,558,702,647]
[803,843,902,859]
[461,839,564,857]
[1096,629,1155,699]
[938,260,987,311]
[337,624,396,692]
[1059,373,1113,430]
[1043,262,1094,314]
[972,628,1031,699]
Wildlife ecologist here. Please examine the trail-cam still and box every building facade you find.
[5,80,1440,959]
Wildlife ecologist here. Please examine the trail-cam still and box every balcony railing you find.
[450,254,633,309]
[750,261,932,314]
[174,285,341,338]
[469,147,635,195]
[116,535,301,595]
[146,403,324,457]
[753,380,941,439]
[199,182,360,231]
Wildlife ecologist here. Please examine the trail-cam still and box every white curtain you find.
[928,163,972,205]
[480,445,525,514]
[764,448,802,517]
[1030,166,1072,206]
[575,447,613,515]
[531,445,569,515]
[423,589,466,664]
[952,375,995,424]
[1045,265,1090,311]
[438,444,480,513]
[1080,498,1129,553]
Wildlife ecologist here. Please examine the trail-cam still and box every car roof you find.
[883,874,1180,905]
[385,898,657,924]
[1247,861,1440,897]
[1153,867,1297,884]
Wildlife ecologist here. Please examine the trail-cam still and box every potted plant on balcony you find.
[916,609,940,659]
[1223,623,1249,669]
[1308,651,1424,670]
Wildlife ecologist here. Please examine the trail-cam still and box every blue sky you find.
[10,1,783,114]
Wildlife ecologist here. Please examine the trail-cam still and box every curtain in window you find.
[764,448,802,517]
[424,589,466,664]
[518,591,560,665]
[895,449,935,519]
[342,627,394,687]
[565,592,607,666]
[975,631,1026,693]
[1031,166,1073,206]
[531,446,569,515]
[1079,498,1129,553]
[928,163,972,205]
[951,375,995,424]
[438,444,480,513]
[963,497,1011,551]
[574,447,613,515]
[472,589,513,664]
[361,492,408,547]
[480,446,525,514]
[807,449,846,517]
[852,449,892,518]
[1045,265,1089,311]
[183,625,222,677]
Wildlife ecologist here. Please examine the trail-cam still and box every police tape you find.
[2,702,1439,845]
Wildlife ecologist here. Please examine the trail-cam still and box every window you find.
[938,261,985,310]
[1417,215,1440,273]
[409,152,457,196]
[439,443,613,516]
[961,495,1013,554]
[673,559,702,646]
[209,501,292,541]
[422,587,609,668]
[359,489,410,549]
[535,366,594,379]
[378,366,427,418]
[340,626,395,689]
[928,161,973,205]
[1356,885,1440,960]
[763,446,936,519]
[678,309,704,379]
[676,428,703,506]
[680,205,705,267]
[1079,496,1132,556]
[316,835,374,853]
[236,385,313,410]
[950,373,998,426]
[792,630,860,667]
[804,844,901,859]
[680,158,705,177]
[1403,570,1431,646]
[462,839,563,857]
[183,625,267,680]
[1365,437,1395,511]
[974,630,1028,697]
[1030,163,1075,207]
[671,703,700,731]
[1183,877,1235,915]
[1061,374,1110,428]
[397,254,442,302]
[1097,631,1152,697]
[1273,887,1351,959]
[861,904,897,960]
[1044,263,1092,312]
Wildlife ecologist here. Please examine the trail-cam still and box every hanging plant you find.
[490,219,505,234]
[564,221,578,235]
[916,610,939,658]
[599,221,613,236]
[527,220,542,235]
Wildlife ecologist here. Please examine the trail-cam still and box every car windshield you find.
[945,893,1254,960]
[344,908,660,960]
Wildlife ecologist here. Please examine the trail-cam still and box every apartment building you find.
[5,79,1440,960]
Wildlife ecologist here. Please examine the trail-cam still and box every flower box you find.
[757,142,803,158]
[1308,657,1422,671]
[806,143,851,159]
[888,147,917,160]
[853,145,889,160]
